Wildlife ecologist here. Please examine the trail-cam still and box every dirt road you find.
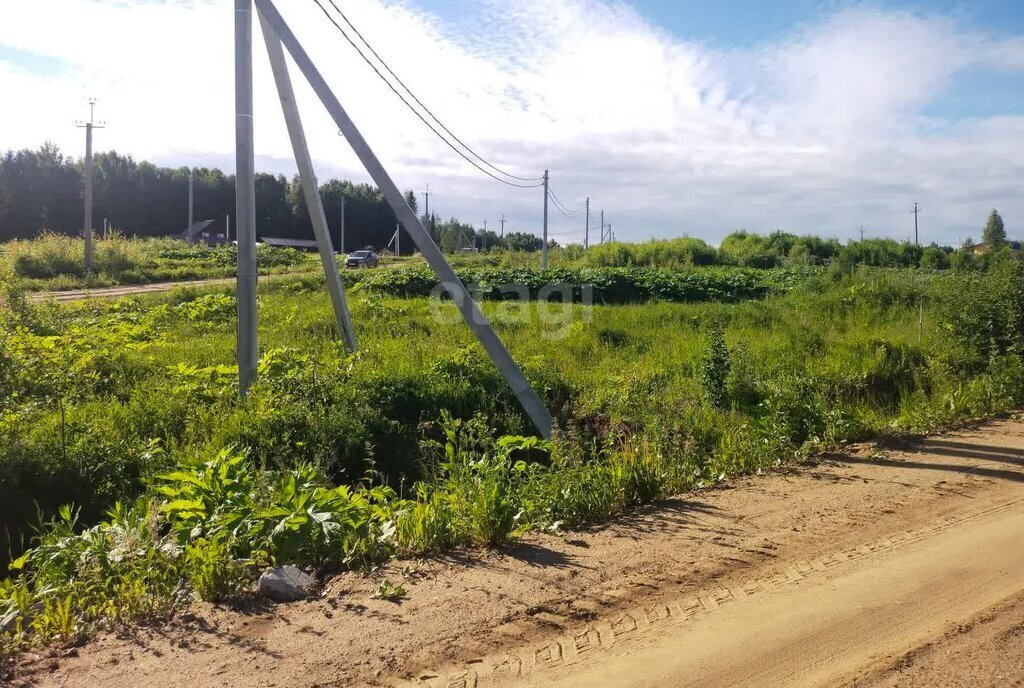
[27,261,407,303]
[27,277,242,303]
[17,419,1024,688]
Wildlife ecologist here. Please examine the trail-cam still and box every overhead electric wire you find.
[547,185,577,215]
[546,185,579,218]
[312,0,543,188]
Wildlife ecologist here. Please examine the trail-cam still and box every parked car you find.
[345,250,380,268]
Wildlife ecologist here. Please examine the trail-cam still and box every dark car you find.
[345,250,380,268]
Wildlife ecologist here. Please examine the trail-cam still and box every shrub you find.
[698,325,730,408]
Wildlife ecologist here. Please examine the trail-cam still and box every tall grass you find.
[2,260,1024,656]
[0,233,313,289]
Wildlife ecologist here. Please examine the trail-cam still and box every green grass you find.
[0,233,317,290]
[1,258,1023,657]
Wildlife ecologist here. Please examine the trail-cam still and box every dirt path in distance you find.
[25,261,413,304]
[15,419,1024,688]
[29,277,241,303]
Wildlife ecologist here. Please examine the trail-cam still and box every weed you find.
[370,579,407,602]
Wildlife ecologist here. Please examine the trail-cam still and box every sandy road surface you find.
[25,262,408,303]
[16,419,1024,688]
[28,277,243,303]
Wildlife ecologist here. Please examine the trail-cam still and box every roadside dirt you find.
[14,418,1024,688]
[28,278,241,303]
[26,261,406,303]
[849,591,1024,688]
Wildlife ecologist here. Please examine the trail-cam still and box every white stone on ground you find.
[257,565,317,602]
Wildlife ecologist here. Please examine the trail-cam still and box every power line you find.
[312,0,542,188]
[546,184,579,218]
[546,184,575,213]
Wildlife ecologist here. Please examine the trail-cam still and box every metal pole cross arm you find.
[254,0,553,438]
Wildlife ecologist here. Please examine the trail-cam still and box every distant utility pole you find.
[542,169,549,269]
[423,184,430,219]
[584,197,590,249]
[500,214,506,239]
[600,209,605,243]
[912,202,920,245]
[188,170,195,238]
[339,193,345,253]
[76,98,105,273]
[609,224,613,242]
[860,225,865,242]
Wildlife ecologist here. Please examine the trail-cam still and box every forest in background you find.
[0,144,545,255]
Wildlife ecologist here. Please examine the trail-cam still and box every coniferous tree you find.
[983,209,1007,248]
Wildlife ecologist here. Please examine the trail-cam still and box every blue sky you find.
[1,0,1024,244]
[633,0,1024,44]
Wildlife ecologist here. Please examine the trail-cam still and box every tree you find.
[983,209,1006,248]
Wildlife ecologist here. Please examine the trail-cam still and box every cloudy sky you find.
[2,0,1023,245]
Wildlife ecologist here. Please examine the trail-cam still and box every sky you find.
[2,0,1024,246]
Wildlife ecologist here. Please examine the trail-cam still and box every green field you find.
[2,252,1023,654]
[0,233,316,290]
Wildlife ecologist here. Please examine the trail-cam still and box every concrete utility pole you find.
[188,170,195,240]
[912,202,920,245]
[500,214,505,238]
[236,0,259,396]
[542,169,549,269]
[423,184,430,219]
[226,214,231,241]
[339,193,345,253]
[76,98,104,273]
[256,0,553,437]
[585,197,592,249]
[395,223,401,256]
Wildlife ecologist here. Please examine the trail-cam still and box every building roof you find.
[260,237,320,249]
[180,220,224,243]
[966,240,1022,253]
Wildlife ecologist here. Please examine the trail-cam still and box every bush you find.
[935,257,1024,362]
[351,265,813,304]
[698,326,730,408]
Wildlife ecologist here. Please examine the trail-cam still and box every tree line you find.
[0,144,550,255]
[1,144,1012,266]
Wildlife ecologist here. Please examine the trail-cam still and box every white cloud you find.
[2,0,1023,244]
